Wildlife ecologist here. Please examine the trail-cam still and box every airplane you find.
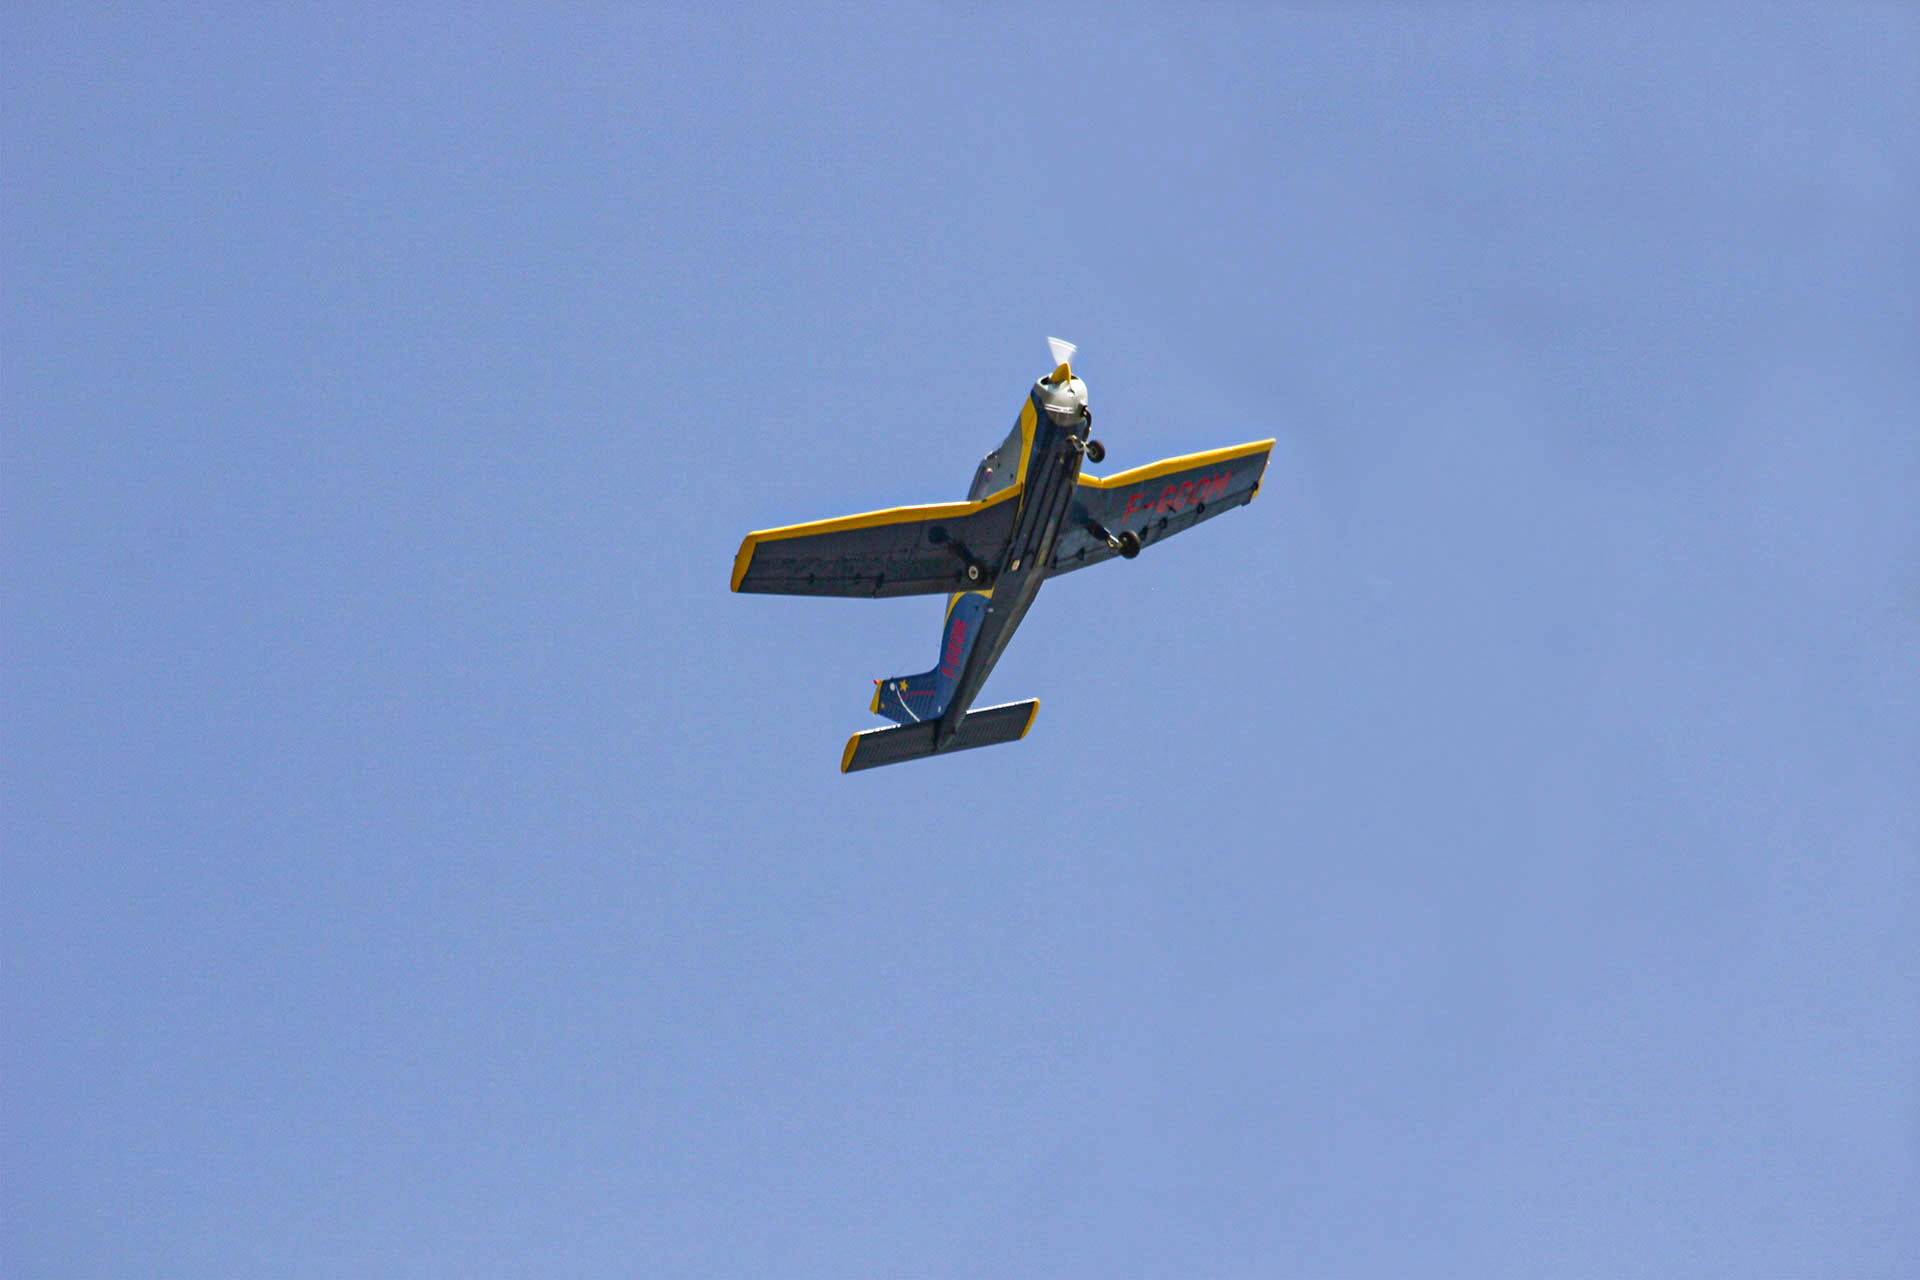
[731,339,1274,772]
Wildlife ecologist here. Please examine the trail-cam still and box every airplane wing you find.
[1050,439,1274,576]
[732,484,1023,598]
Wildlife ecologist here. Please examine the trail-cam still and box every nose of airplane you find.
[1037,370,1089,424]
[1037,336,1089,424]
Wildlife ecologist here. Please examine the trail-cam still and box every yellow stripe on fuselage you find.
[1010,399,1040,490]
[944,587,990,620]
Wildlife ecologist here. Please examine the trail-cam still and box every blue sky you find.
[5,6,1916,1276]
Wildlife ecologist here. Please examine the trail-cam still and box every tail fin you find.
[842,699,1040,773]
[871,591,989,725]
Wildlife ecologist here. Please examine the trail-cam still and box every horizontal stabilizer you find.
[840,699,1039,773]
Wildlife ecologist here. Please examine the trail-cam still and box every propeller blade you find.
[1046,336,1077,369]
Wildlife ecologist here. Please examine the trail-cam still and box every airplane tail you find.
[842,699,1040,773]
[871,591,989,725]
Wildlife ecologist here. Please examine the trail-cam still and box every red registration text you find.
[1120,471,1233,523]
[940,619,968,679]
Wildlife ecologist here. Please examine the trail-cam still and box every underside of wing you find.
[732,485,1022,598]
[1051,439,1274,575]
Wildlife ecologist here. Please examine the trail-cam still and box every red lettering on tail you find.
[940,620,968,679]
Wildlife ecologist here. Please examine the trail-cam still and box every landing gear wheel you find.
[964,562,984,583]
[1117,530,1142,559]
[1084,439,1105,464]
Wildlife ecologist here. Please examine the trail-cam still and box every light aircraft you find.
[732,339,1273,772]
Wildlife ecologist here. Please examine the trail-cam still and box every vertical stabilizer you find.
[871,591,989,724]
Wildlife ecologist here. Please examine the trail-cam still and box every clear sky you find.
[5,6,1916,1277]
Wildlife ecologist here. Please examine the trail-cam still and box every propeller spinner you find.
[1035,336,1094,455]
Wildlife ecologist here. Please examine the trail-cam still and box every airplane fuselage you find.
[934,389,1087,749]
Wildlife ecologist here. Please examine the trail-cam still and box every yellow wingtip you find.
[840,734,861,773]
[729,534,757,591]
[1021,699,1040,738]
